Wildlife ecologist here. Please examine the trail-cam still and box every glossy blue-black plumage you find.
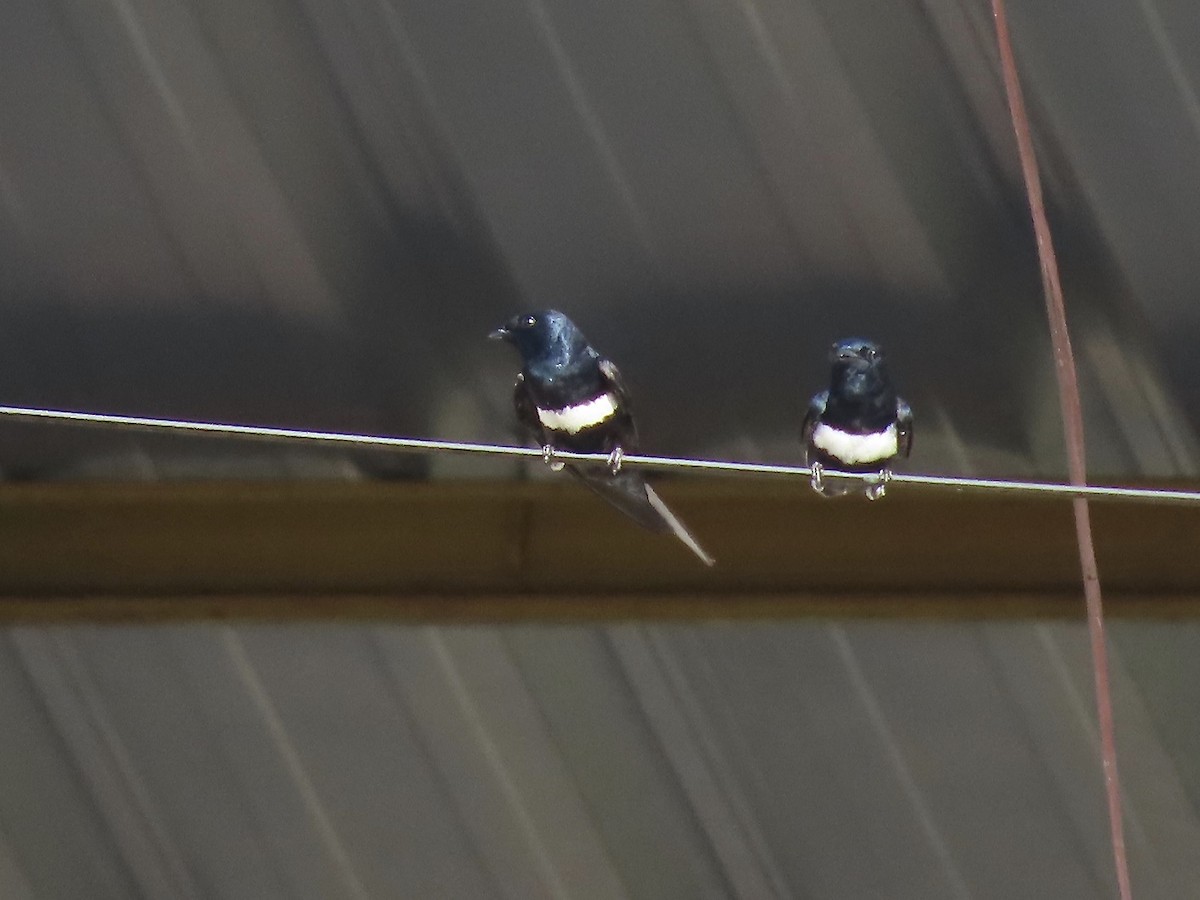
[490,311,603,407]
[490,309,713,565]
[821,338,900,433]
[489,309,634,454]
[802,337,913,498]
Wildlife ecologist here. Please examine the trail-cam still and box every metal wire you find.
[2,403,1199,505]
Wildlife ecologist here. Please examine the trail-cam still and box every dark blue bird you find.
[490,309,714,565]
[802,338,913,499]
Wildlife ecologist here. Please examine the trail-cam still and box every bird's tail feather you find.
[643,483,716,567]
[573,468,714,566]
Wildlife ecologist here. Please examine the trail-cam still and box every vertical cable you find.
[988,3,1132,897]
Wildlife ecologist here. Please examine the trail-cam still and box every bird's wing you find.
[896,397,914,458]
[598,357,631,402]
[512,373,547,445]
[572,467,662,530]
[801,391,828,450]
[598,357,639,450]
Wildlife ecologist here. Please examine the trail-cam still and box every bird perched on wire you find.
[490,309,714,566]
[802,337,912,500]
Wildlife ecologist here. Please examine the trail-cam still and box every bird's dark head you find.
[830,338,884,367]
[828,337,891,398]
[488,309,589,363]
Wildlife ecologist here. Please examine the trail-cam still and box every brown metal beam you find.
[0,479,1195,620]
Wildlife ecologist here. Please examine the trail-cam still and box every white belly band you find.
[812,422,898,465]
[537,393,618,435]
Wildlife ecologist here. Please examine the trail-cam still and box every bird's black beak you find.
[488,325,510,341]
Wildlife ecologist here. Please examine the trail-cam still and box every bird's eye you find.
[525,316,537,327]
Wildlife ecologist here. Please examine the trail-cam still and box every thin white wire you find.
[2,403,1199,505]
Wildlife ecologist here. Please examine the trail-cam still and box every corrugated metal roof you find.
[0,0,1197,480]
[0,621,1196,898]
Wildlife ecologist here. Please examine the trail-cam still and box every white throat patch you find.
[812,422,898,465]
[537,393,618,435]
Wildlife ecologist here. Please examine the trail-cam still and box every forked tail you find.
[644,483,715,567]
[573,468,715,566]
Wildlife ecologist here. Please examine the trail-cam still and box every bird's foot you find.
[809,461,826,494]
[864,469,892,501]
[541,444,565,472]
[607,446,625,475]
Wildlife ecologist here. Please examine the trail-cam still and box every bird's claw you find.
[809,461,825,494]
[864,469,892,501]
[541,445,565,472]
[607,446,624,475]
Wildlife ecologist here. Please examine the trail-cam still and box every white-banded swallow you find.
[490,309,714,565]
[802,337,912,500]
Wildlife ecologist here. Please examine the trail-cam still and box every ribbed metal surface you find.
[0,0,1197,480]
[0,621,1194,899]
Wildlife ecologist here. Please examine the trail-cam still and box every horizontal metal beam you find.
[0,479,1195,620]
[3,592,1199,624]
